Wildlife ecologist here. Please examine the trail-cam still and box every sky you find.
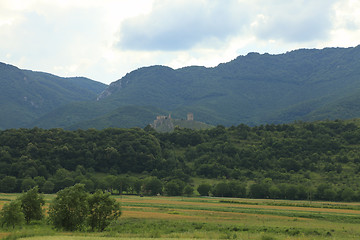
[1,0,360,84]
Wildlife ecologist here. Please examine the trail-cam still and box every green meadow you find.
[1,193,360,239]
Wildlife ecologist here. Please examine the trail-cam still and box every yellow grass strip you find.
[0,232,11,239]
[121,197,360,215]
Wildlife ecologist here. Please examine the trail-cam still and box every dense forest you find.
[1,119,360,201]
[0,62,106,129]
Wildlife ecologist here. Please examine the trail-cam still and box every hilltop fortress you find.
[152,113,194,130]
[151,112,212,132]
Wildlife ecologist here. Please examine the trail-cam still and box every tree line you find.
[1,119,360,201]
[0,185,120,231]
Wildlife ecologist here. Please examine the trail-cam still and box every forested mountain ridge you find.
[1,119,360,201]
[0,62,107,129]
[95,45,360,127]
[2,45,360,130]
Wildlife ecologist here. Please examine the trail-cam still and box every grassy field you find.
[1,193,360,239]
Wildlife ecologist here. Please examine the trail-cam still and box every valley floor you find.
[1,194,360,239]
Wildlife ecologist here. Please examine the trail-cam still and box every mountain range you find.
[1,45,360,130]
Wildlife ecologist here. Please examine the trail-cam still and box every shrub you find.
[0,200,24,228]
[87,190,121,231]
[197,183,211,196]
[18,186,45,224]
[48,184,89,231]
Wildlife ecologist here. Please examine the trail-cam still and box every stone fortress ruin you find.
[152,113,194,129]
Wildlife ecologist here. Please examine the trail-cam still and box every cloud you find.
[250,0,337,42]
[1,0,359,85]
[117,0,250,51]
[116,0,342,51]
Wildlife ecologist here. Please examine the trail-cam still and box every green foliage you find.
[58,45,360,128]
[143,177,163,196]
[18,186,45,224]
[197,183,212,196]
[21,178,37,192]
[4,46,360,129]
[41,180,55,194]
[165,179,185,196]
[183,185,194,196]
[0,200,24,228]
[0,176,17,193]
[0,62,106,129]
[87,190,121,231]
[1,119,360,202]
[48,184,89,231]
[47,185,121,232]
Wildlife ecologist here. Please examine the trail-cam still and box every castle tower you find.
[187,112,194,121]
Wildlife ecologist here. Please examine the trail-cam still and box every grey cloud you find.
[117,0,339,51]
[117,0,250,51]
[251,0,337,42]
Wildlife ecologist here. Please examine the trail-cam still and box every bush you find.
[0,176,17,193]
[143,177,163,196]
[18,186,45,224]
[48,184,89,231]
[165,179,185,196]
[48,184,121,232]
[197,183,211,196]
[184,185,194,196]
[87,190,121,231]
[0,200,24,228]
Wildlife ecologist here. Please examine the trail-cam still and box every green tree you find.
[249,182,270,199]
[18,186,45,224]
[87,190,121,231]
[41,180,55,194]
[134,179,143,194]
[316,183,332,200]
[34,176,46,190]
[81,179,95,193]
[0,200,24,228]
[143,177,163,196]
[48,184,89,231]
[0,176,17,193]
[268,185,281,199]
[213,182,231,197]
[184,185,194,196]
[21,178,37,192]
[197,183,211,196]
[341,187,355,202]
[228,181,246,198]
[165,179,185,196]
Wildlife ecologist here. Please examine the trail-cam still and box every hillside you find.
[3,45,360,129]
[0,62,107,129]
[94,45,360,127]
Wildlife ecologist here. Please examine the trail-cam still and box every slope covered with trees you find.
[2,46,360,129]
[1,119,360,201]
[0,62,107,129]
[93,45,360,127]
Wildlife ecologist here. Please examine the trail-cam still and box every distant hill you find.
[94,45,360,127]
[3,45,360,129]
[68,105,169,130]
[0,62,107,129]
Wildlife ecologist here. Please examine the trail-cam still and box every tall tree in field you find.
[18,186,45,224]
[87,190,121,231]
[48,184,89,231]
[0,200,24,228]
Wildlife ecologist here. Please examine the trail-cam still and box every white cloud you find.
[249,0,337,42]
[0,0,359,84]
[117,0,250,51]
